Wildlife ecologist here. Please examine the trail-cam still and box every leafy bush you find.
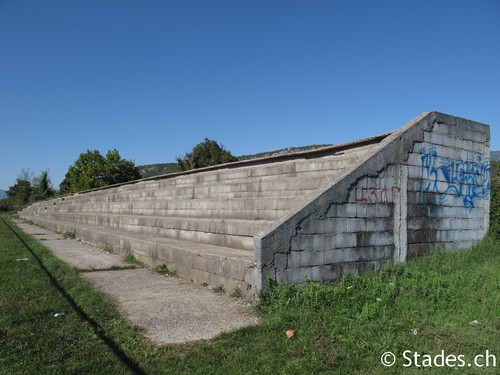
[489,174,500,239]
[176,138,238,171]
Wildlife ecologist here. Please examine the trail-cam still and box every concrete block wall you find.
[255,112,490,291]
[405,118,490,257]
[18,137,383,297]
[19,111,490,297]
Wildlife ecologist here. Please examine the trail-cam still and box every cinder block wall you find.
[255,112,490,290]
[19,112,490,296]
[18,134,383,297]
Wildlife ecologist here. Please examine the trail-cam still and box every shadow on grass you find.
[2,218,147,375]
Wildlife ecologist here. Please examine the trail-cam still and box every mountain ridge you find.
[137,147,499,179]
[490,151,500,162]
[137,144,332,179]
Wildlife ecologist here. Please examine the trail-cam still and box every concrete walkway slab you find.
[84,268,258,344]
[16,221,259,345]
[16,222,130,270]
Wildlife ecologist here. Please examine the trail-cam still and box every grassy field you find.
[0,215,498,374]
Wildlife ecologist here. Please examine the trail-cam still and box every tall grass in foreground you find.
[257,239,499,373]
[1,214,498,374]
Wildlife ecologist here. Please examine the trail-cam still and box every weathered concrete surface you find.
[254,112,490,290]
[16,222,130,270]
[17,221,259,345]
[84,268,258,344]
[18,136,383,297]
[18,111,491,296]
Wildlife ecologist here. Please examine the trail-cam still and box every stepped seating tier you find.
[29,212,272,251]
[30,218,255,294]
[19,141,382,297]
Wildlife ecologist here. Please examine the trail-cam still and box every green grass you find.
[1,214,498,374]
[154,263,177,276]
[213,285,226,294]
[63,229,76,239]
[0,216,144,373]
[123,253,145,267]
[258,242,500,373]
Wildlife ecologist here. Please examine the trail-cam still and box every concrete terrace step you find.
[18,130,393,297]
[105,177,330,200]
[19,113,490,298]
[38,197,298,221]
[56,173,337,205]
[33,213,272,250]
[48,146,379,205]
[36,212,272,237]
[29,219,255,296]
[73,196,298,211]
[31,206,289,221]
[140,152,370,188]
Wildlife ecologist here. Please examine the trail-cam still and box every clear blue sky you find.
[1,0,499,191]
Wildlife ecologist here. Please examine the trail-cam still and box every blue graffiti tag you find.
[418,146,490,210]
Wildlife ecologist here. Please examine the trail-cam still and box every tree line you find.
[3,139,500,242]
[1,139,237,212]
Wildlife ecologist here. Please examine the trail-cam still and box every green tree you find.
[176,138,238,171]
[60,149,141,194]
[64,150,107,193]
[6,169,33,210]
[30,170,55,202]
[489,160,500,239]
[59,171,72,195]
[104,149,142,185]
[0,198,11,212]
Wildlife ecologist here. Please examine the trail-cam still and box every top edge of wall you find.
[51,111,491,199]
[63,130,394,196]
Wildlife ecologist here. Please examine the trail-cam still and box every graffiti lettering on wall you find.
[355,185,401,206]
[418,146,490,210]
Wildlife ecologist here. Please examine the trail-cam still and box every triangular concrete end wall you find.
[19,112,490,298]
[255,111,490,290]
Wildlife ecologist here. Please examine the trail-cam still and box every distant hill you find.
[137,163,177,179]
[138,145,499,180]
[0,189,7,199]
[238,144,332,160]
[136,144,333,179]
